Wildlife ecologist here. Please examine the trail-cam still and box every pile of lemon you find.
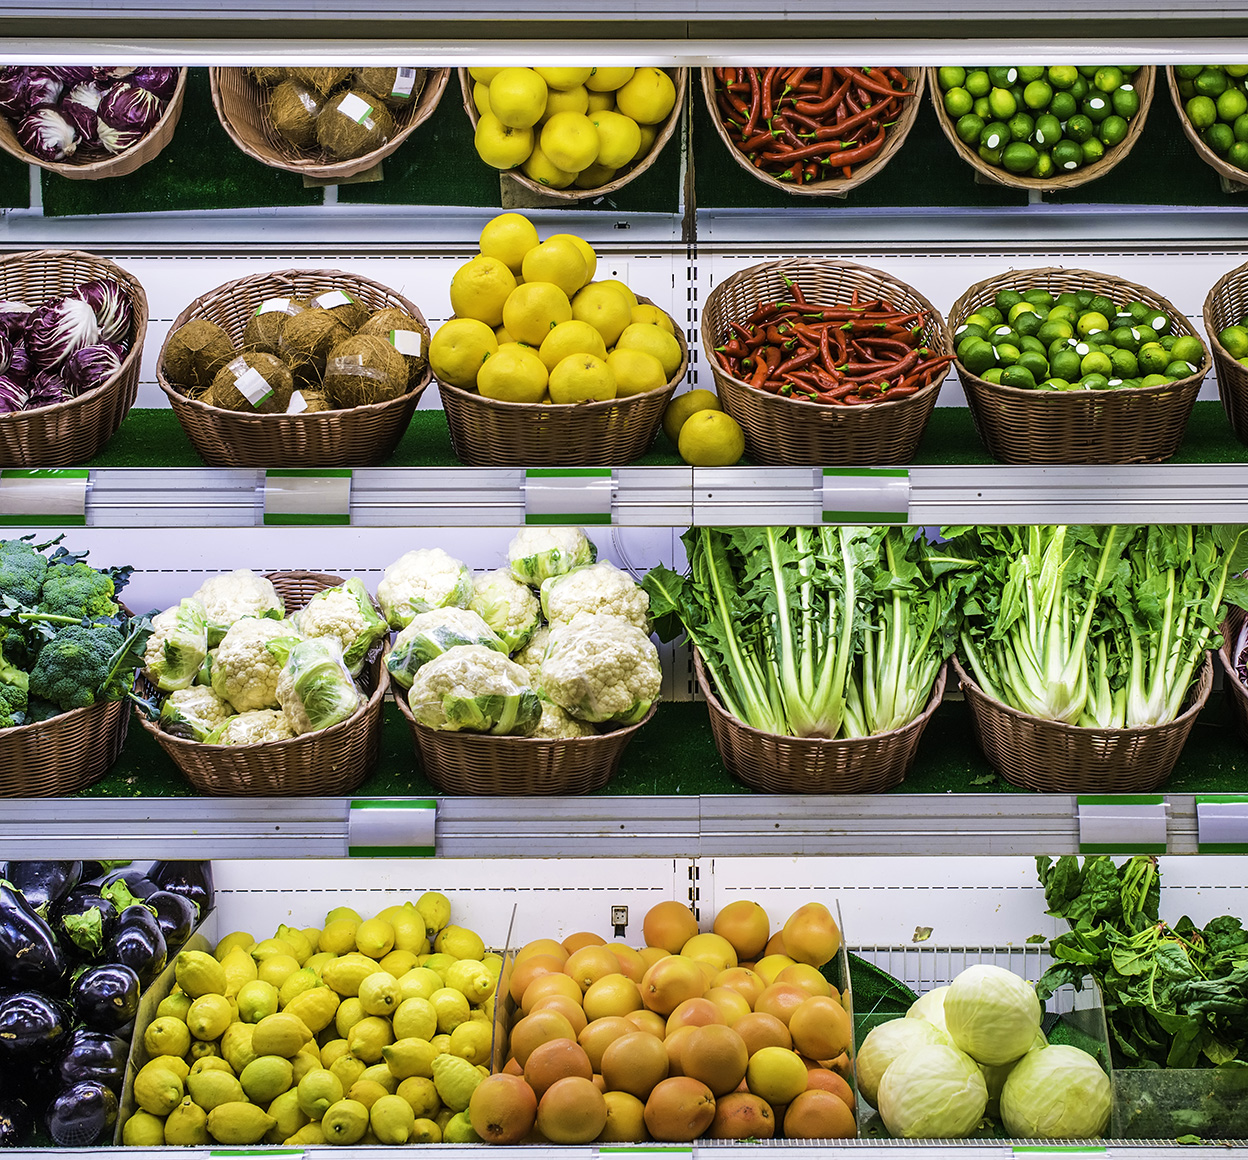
[429,212,683,406]
[469,66,677,190]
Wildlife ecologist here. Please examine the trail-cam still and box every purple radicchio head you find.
[93,66,135,84]
[16,69,64,113]
[16,105,79,163]
[25,369,69,408]
[26,295,99,371]
[0,301,32,341]
[7,341,30,382]
[46,66,95,86]
[128,67,178,101]
[0,374,29,413]
[0,333,12,377]
[62,81,105,148]
[0,67,27,118]
[63,343,122,395]
[97,81,163,154]
[71,278,133,347]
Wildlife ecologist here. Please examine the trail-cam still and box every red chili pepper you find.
[745,69,763,134]
[794,74,852,116]
[843,66,913,99]
[761,67,779,120]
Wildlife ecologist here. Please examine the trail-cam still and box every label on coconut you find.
[390,328,423,357]
[313,289,355,310]
[348,798,436,857]
[524,468,613,526]
[263,469,352,526]
[1077,795,1167,854]
[287,390,309,414]
[254,297,298,316]
[231,364,273,409]
[337,92,374,125]
[1195,796,1248,853]
[0,468,88,526]
[391,67,419,98]
[820,467,909,523]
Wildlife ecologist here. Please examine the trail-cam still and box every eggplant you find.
[108,904,166,987]
[50,887,118,961]
[148,859,214,915]
[45,1081,117,1147]
[70,963,139,1033]
[0,991,70,1057]
[56,1029,128,1095]
[147,888,197,953]
[0,1097,31,1148]
[97,867,158,899]
[0,880,67,993]
[3,862,81,918]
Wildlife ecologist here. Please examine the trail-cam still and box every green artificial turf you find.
[0,149,28,208]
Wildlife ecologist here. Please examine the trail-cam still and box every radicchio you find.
[0,67,26,118]
[0,301,33,339]
[93,66,135,84]
[18,70,64,112]
[26,296,99,371]
[62,82,105,147]
[0,333,12,376]
[16,105,78,162]
[26,369,68,408]
[98,82,163,135]
[63,343,122,394]
[0,374,29,413]
[46,66,95,87]
[129,67,178,101]
[8,342,30,381]
[71,278,132,346]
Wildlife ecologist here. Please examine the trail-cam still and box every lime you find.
[988,66,1020,88]
[1039,378,1070,391]
[1078,65,1099,78]
[1017,350,1050,380]
[1033,113,1062,146]
[1110,348,1139,377]
[959,338,996,375]
[981,367,1005,384]
[1019,66,1047,83]
[1205,122,1235,155]
[989,324,1020,346]
[1138,342,1170,374]
[994,342,1021,366]
[1014,309,1043,337]
[1187,95,1219,128]
[1064,114,1093,143]
[966,311,998,330]
[999,140,1037,173]
[1111,86,1140,119]
[1234,113,1248,141]
[1175,64,1205,81]
[980,305,1005,326]
[1050,300,1079,321]
[1023,288,1055,311]
[1161,333,1178,351]
[1147,311,1172,336]
[937,65,967,91]
[1124,300,1151,323]
[954,321,988,342]
[978,142,1003,165]
[994,289,1024,312]
[1099,115,1129,147]
[1229,66,1248,78]
[1109,326,1141,351]
[1140,373,1172,387]
[1023,79,1053,109]
[1038,318,1075,344]
[1077,311,1109,336]
[1080,350,1113,377]
[1219,86,1248,122]
[1134,324,1158,346]
[1231,141,1248,170]
[1178,79,1197,100]
[1164,359,1197,379]
[944,87,974,117]
[1088,293,1115,317]
[1082,93,1111,121]
[956,113,986,144]
[1081,373,1110,390]
[1007,300,1040,323]
[1048,65,1079,89]
[1196,67,1230,97]
[1171,334,1205,364]
[1019,334,1047,355]
[1006,111,1034,141]
[1050,348,1083,380]
[1081,137,1106,164]
[1069,76,1090,101]
[1000,365,1037,389]
[965,69,991,98]
[987,87,1017,119]
[1093,66,1124,93]
[1049,90,1077,120]
[1219,324,1248,358]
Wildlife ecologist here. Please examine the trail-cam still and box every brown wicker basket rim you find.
[1217,608,1247,688]
[0,696,113,738]
[1166,66,1246,187]
[396,690,656,744]
[1203,259,1248,354]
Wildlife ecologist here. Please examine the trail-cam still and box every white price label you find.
[255,297,294,316]
[391,328,423,357]
[313,289,355,310]
[1077,795,1168,854]
[232,366,273,408]
[348,799,437,857]
[286,390,309,414]
[0,469,89,526]
[821,467,910,524]
[391,67,418,97]
[336,92,373,124]
[263,469,352,526]
[524,469,613,526]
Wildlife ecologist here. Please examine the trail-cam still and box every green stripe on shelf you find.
[349,845,436,858]
[1077,794,1165,806]
[265,469,353,478]
[526,513,612,526]
[263,513,351,526]
[822,467,909,478]
[525,468,613,478]
[823,510,909,523]
[1079,843,1168,855]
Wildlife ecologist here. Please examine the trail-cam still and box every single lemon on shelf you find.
[488,68,548,128]
[574,162,617,188]
[521,143,577,189]
[477,343,548,404]
[540,111,600,174]
[630,302,675,335]
[678,409,745,466]
[473,115,533,170]
[548,232,597,282]
[607,347,667,397]
[615,321,682,378]
[541,85,590,118]
[521,236,589,298]
[479,212,540,275]
[571,281,632,346]
[535,66,594,91]
[662,388,723,443]
[539,319,608,371]
[598,277,638,309]
[591,110,642,168]
[503,281,573,347]
[449,255,517,328]
[615,67,676,124]
[429,318,499,389]
[586,66,635,92]
[549,352,617,403]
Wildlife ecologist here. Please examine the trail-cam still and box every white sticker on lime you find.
[255,297,293,316]
[314,290,355,310]
[391,68,418,98]
[287,390,309,414]
[233,366,272,408]
[337,92,373,124]
[391,329,423,357]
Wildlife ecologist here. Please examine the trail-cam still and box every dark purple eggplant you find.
[0,991,70,1057]
[0,1097,30,1147]
[97,867,158,899]
[148,860,214,915]
[108,904,166,987]
[50,887,118,960]
[0,880,67,992]
[56,1029,128,1095]
[146,889,197,952]
[4,861,82,918]
[45,1081,116,1147]
[70,963,139,1033]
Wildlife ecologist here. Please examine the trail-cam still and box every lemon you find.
[122,1111,167,1146]
[208,1102,278,1146]
[321,1098,370,1145]
[134,1066,184,1116]
[257,954,301,989]
[326,906,363,925]
[372,1093,417,1145]
[278,965,321,1007]
[358,971,401,1017]
[573,162,617,188]
[284,985,340,1034]
[144,1015,191,1059]
[634,123,658,161]
[176,949,227,998]
[380,949,421,977]
[572,282,632,346]
[536,66,594,91]
[431,1053,484,1112]
[449,256,516,328]
[542,85,589,118]
[383,1035,440,1080]
[298,1068,344,1119]
[587,66,635,92]
[521,143,576,189]
[662,387,723,443]
[444,1111,484,1143]
[608,347,667,397]
[252,1011,312,1058]
[630,302,675,334]
[241,1055,294,1104]
[398,966,444,1003]
[221,1022,258,1073]
[397,1076,441,1119]
[488,68,548,128]
[319,917,359,956]
[164,1097,210,1146]
[444,959,495,1004]
[157,991,192,1021]
[411,1117,443,1143]
[473,114,534,170]
[415,891,451,938]
[678,409,745,466]
[477,342,549,403]
[329,1054,366,1091]
[142,1053,190,1082]
[188,1067,247,1111]
[586,90,615,113]
[599,277,638,309]
[549,232,597,281]
[421,951,459,980]
[348,1078,390,1109]
[502,281,573,347]
[549,352,617,403]
[536,319,605,371]
[285,1122,326,1146]
[540,111,600,172]
[522,237,589,297]
[220,945,258,995]
[265,1088,309,1144]
[479,212,539,275]
[467,66,502,85]
[616,67,676,124]
[301,927,322,953]
[616,321,682,378]
[591,110,642,168]
[349,1014,395,1063]
[276,925,314,965]
[448,1019,493,1066]
[430,318,499,389]
[191,1040,223,1061]
[215,931,256,960]
[187,993,233,1041]
[291,1051,322,1086]
[335,996,366,1038]
[472,81,491,117]
[430,986,472,1033]
[323,951,382,997]
[190,1056,233,1076]
[251,937,297,963]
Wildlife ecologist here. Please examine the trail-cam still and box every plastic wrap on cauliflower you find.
[160,685,235,742]
[507,526,597,588]
[195,648,216,688]
[191,569,284,647]
[377,547,473,628]
[467,568,541,653]
[386,606,506,690]
[294,578,389,676]
[205,708,296,746]
[276,636,362,736]
[540,561,650,632]
[511,625,551,688]
[210,617,303,713]
[144,598,209,693]
[407,644,541,735]
[531,700,599,739]
[540,611,660,725]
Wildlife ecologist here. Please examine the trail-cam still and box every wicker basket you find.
[952,655,1211,794]
[457,67,686,202]
[700,67,925,197]
[1203,259,1248,444]
[0,697,129,797]
[1167,66,1248,189]
[695,650,946,794]
[210,67,450,180]
[134,571,389,796]
[1218,606,1248,747]
[928,65,1155,193]
[395,691,655,795]
[0,69,188,180]
[701,257,950,465]
[156,268,430,467]
[438,297,687,466]
[950,266,1208,464]
[0,249,148,466]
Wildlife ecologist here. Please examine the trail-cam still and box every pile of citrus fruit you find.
[1175,65,1248,171]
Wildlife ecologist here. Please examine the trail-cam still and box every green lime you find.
[1233,113,1248,141]
[1018,66,1047,83]
[1077,311,1110,336]
[1134,324,1159,345]
[1231,141,1248,170]
[965,311,998,330]
[1014,309,1043,337]
[944,87,974,117]
[1164,359,1198,379]
[989,325,1020,346]
[1080,350,1113,377]
[978,143,1003,165]
[1019,334,1047,355]
[1205,122,1235,155]
[1099,115,1129,147]
[1081,373,1110,390]
[965,69,991,98]
[1048,65,1079,89]
[1007,300,1039,323]
[1002,140,1039,173]
[1161,334,1178,351]
[1049,90,1077,120]
[1140,373,1172,387]
[956,333,987,362]
[1082,93,1112,121]
[1000,364,1037,389]
[1147,311,1172,336]
[1218,86,1248,122]
[937,66,967,91]
[988,66,1020,88]
[1022,79,1053,110]
[1125,300,1152,323]
[1088,293,1115,317]
[1069,76,1090,101]
[1077,65,1099,77]
[1109,348,1139,377]
[1049,302,1079,322]
[1175,64,1204,81]
[1171,334,1205,364]
[1007,112,1035,141]
[1038,318,1075,344]
[994,342,1021,366]
[1022,288,1055,311]
[1117,378,1142,390]
[1050,348,1083,380]
[1219,324,1248,358]
[1017,350,1050,380]
[1138,342,1170,374]
[1195,67,1229,97]
[1229,65,1248,78]
[1033,113,1062,146]
[1052,139,1083,171]
[1111,85,1140,119]
[1039,378,1071,391]
[994,289,1023,313]
[959,339,996,375]
[1081,137,1106,164]
[1030,151,1054,178]
[1187,94,1219,129]
[973,96,992,119]
[1093,66,1124,93]
[1178,79,1197,101]
[1109,325,1141,351]
[987,87,1018,119]
[1074,290,1095,309]
[979,305,1005,326]
[1064,114,1094,143]
[955,112,986,144]
[953,321,988,342]
[979,120,1010,150]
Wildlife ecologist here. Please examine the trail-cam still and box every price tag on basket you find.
[1195,795,1248,853]
[820,467,910,524]
[263,469,352,526]
[348,798,436,857]
[524,468,613,526]
[1077,795,1168,854]
[0,469,89,526]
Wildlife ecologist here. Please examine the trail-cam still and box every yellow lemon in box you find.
[540,111,599,173]
[540,319,607,371]
[607,347,667,397]
[586,90,615,112]
[521,143,576,189]
[488,67,547,128]
[571,282,632,347]
[634,123,658,161]
[549,352,617,404]
[616,321,682,378]
[678,409,745,467]
[467,66,502,85]
[474,114,534,170]
[631,302,675,334]
[549,232,597,281]
[574,162,617,188]
[591,110,642,168]
[616,67,676,124]
[587,66,635,92]
[536,66,594,91]
[472,81,491,116]
[479,212,539,275]
[502,281,572,347]
[429,318,498,389]
[542,85,590,119]
[522,236,590,298]
[449,256,516,329]
[477,342,548,404]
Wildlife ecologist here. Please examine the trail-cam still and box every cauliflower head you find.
[160,685,234,742]
[207,708,295,746]
[507,526,597,588]
[210,616,302,713]
[540,561,650,632]
[511,625,551,688]
[294,578,388,676]
[377,547,473,628]
[192,569,284,646]
[386,606,506,690]
[531,700,598,739]
[144,598,209,693]
[540,611,660,725]
[276,637,362,736]
[407,644,541,736]
[468,568,541,653]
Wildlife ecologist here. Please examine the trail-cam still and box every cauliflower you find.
[276,637,362,736]
[468,568,541,652]
[294,578,389,676]
[540,561,650,632]
[539,611,660,725]
[377,548,473,628]
[210,616,302,713]
[192,569,284,646]
[195,648,216,687]
[511,625,551,688]
[160,685,234,742]
[508,526,597,588]
[206,708,295,746]
[407,644,541,735]
[531,700,598,739]
[386,606,506,690]
[144,598,209,693]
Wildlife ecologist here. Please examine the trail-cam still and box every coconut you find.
[357,306,430,377]
[307,288,368,333]
[162,319,235,391]
[289,66,353,97]
[315,89,395,160]
[268,79,323,151]
[248,65,288,87]
[209,351,294,414]
[355,66,426,109]
[278,308,351,385]
[322,334,409,408]
[242,296,307,356]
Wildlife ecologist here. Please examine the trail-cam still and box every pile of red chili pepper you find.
[712,278,954,405]
[712,66,914,185]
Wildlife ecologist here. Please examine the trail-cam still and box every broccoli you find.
[0,538,49,606]
[38,562,119,622]
[0,645,28,728]
[28,623,127,711]
[23,696,61,723]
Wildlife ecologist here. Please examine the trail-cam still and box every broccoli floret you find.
[28,623,126,711]
[23,696,60,723]
[38,562,119,622]
[0,538,49,606]
[0,647,28,728]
